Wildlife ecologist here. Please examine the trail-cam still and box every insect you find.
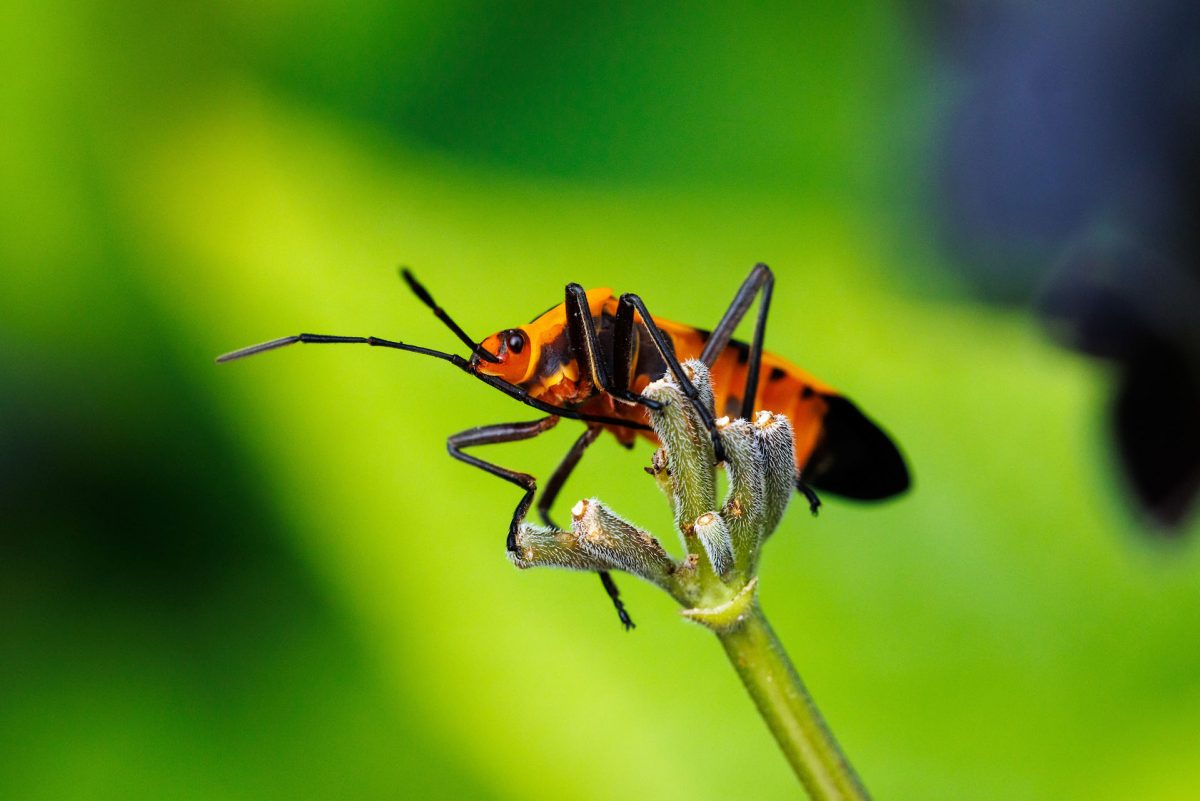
[218,263,909,629]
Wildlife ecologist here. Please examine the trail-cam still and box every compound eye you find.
[506,330,526,354]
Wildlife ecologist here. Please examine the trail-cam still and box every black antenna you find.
[215,334,461,364]
[400,268,500,363]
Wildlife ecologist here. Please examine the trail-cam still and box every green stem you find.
[716,601,870,801]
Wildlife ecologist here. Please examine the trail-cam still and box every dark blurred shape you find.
[931,0,1200,302]
[0,354,271,608]
[926,0,1200,528]
[1040,238,1200,528]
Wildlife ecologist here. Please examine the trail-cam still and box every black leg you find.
[617,294,728,462]
[697,263,774,419]
[564,284,661,409]
[447,417,560,552]
[217,333,652,432]
[597,572,630,630]
[612,295,638,394]
[797,477,822,515]
[535,426,636,631]
[536,426,601,529]
[473,371,653,431]
[692,265,822,513]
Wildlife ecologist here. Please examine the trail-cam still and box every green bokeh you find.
[3,3,1198,800]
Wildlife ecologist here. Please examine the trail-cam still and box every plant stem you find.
[716,601,870,801]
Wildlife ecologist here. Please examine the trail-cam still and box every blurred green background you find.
[4,2,1199,800]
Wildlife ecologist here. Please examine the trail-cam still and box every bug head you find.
[471,327,533,383]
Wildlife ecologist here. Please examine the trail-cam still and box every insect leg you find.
[596,573,631,631]
[447,417,560,552]
[536,426,602,530]
[697,262,774,419]
[612,295,638,393]
[535,426,636,631]
[797,479,822,515]
[564,284,661,410]
[695,265,822,514]
[617,293,728,462]
[472,372,653,431]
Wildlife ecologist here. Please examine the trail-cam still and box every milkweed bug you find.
[218,263,910,628]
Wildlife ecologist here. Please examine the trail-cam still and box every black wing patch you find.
[802,395,910,501]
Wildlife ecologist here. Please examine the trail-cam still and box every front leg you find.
[564,283,662,410]
[447,417,560,552]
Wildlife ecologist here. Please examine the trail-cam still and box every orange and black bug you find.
[218,263,910,629]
